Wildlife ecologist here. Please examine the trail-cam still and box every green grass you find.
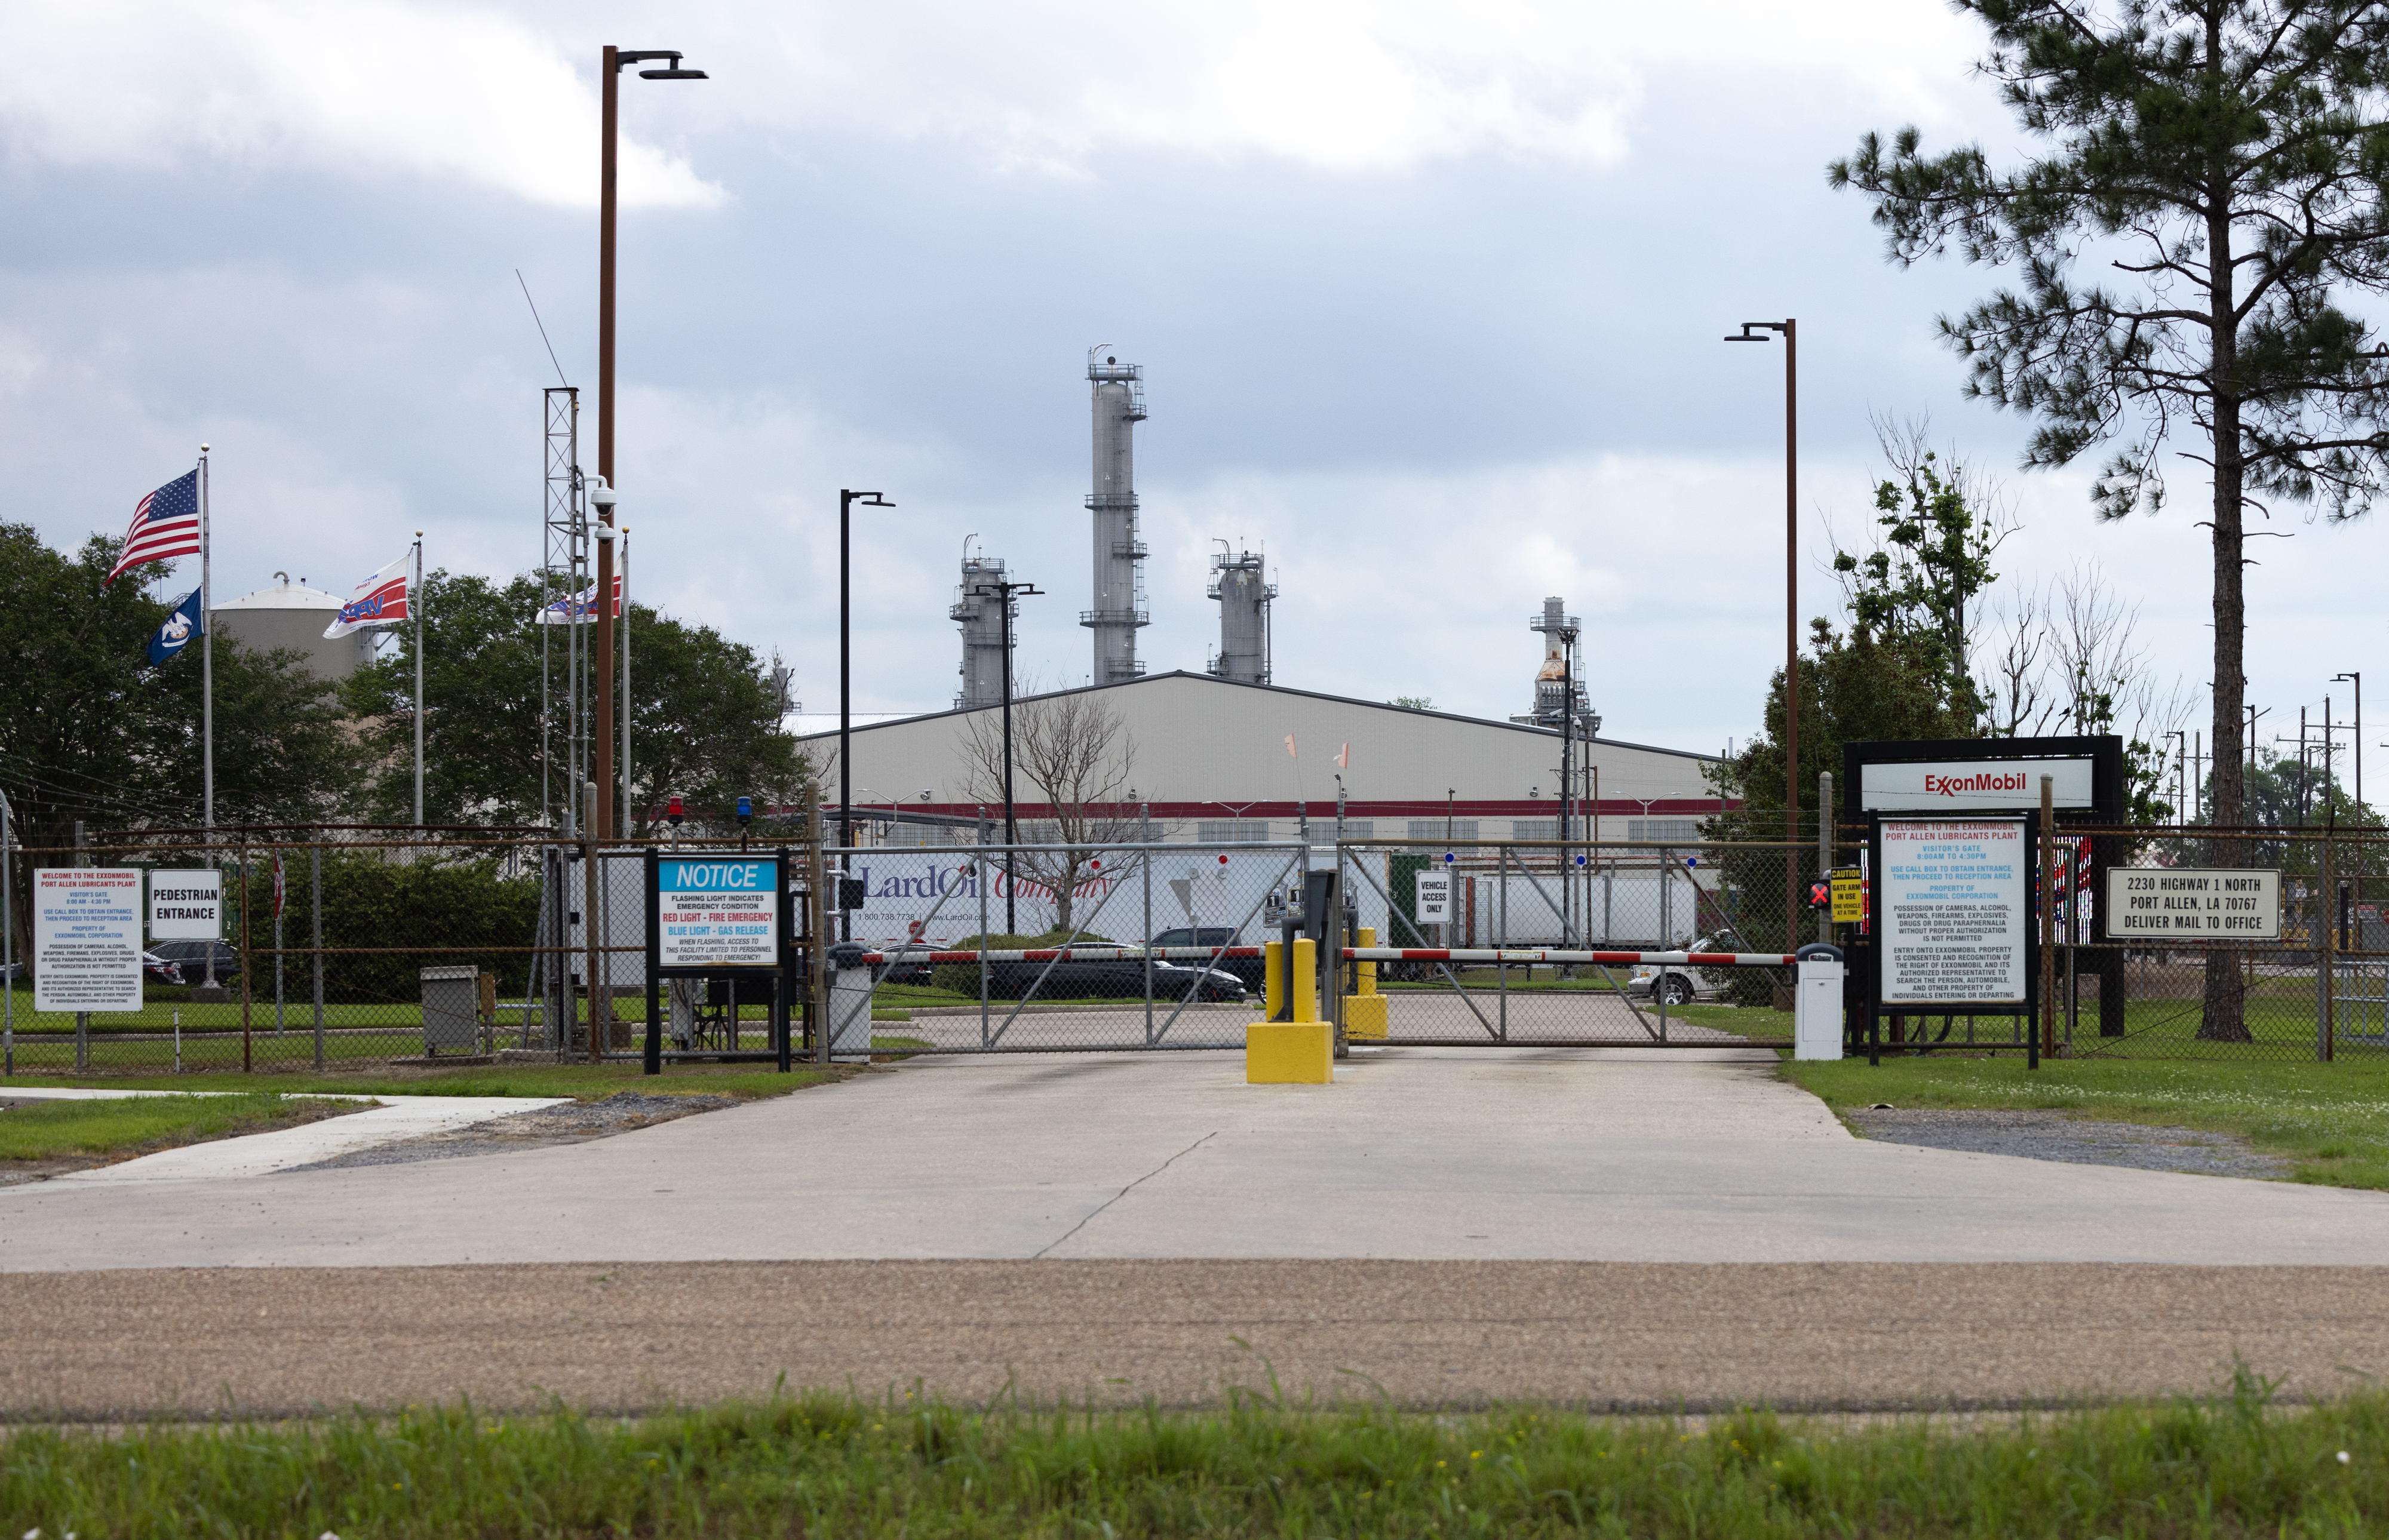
[8,1377,2389,1536]
[1,1061,845,1103]
[0,1092,352,1163]
[1782,1053,2389,1189]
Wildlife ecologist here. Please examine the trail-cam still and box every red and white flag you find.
[104,470,201,586]
[324,551,412,638]
[1335,743,1350,770]
[1283,734,1297,760]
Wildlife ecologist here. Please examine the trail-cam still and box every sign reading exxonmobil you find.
[1859,757,2096,812]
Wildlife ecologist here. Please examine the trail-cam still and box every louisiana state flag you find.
[145,586,204,668]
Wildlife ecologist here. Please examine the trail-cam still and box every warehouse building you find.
[799,670,1725,846]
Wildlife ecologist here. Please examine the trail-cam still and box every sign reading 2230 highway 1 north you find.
[655,856,781,971]
[2104,868,2280,940]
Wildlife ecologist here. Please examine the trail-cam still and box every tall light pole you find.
[2165,728,2187,826]
[839,488,895,942]
[594,43,706,839]
[970,574,1042,933]
[2335,672,2362,813]
[1725,318,1799,948]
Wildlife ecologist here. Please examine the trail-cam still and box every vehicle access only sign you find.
[1877,819,2029,1006]
[655,856,781,971]
[2105,868,2280,940]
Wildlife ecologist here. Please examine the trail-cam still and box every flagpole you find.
[199,445,213,838]
[413,533,425,826]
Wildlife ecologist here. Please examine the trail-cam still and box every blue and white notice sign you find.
[656,856,781,970]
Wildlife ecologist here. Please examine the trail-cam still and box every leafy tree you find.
[1834,426,2004,726]
[1832,0,2389,1038]
[345,569,810,831]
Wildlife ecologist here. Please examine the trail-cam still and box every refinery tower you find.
[1081,347,1149,684]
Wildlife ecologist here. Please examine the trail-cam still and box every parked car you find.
[985,955,1245,1003]
[1626,929,1749,1007]
[141,950,183,987]
[146,938,242,985]
[1147,926,1265,993]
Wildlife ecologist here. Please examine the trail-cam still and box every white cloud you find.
[0,1,719,208]
[724,0,1985,173]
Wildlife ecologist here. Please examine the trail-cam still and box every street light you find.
[2335,672,2362,813]
[1724,317,1799,949]
[969,573,1044,932]
[592,44,706,840]
[839,490,895,942]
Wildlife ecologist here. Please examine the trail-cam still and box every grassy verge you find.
[0,1092,356,1165]
[1,1062,847,1103]
[7,1379,2387,1536]
[1780,1054,2389,1189]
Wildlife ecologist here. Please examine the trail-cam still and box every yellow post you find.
[1248,936,1331,1081]
[1345,925,1388,1041]
[1263,939,1285,1019]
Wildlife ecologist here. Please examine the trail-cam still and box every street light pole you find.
[2335,672,2362,813]
[1725,318,1799,949]
[970,576,1043,933]
[594,42,705,840]
[839,489,895,943]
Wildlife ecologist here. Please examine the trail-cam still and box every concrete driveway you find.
[5,1045,2385,1270]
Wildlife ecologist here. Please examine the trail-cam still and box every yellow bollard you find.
[1263,939,1284,1019]
[1248,936,1331,1082]
[1344,926,1389,1042]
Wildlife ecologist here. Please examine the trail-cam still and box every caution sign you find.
[1829,868,1864,924]
[2104,868,2280,940]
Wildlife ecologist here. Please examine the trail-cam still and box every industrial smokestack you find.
[950,548,1015,709]
[1206,545,1274,686]
[1513,596,1599,732]
[1081,346,1149,684]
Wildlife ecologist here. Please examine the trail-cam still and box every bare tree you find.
[957,690,1141,933]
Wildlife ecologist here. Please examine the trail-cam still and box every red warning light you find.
[666,794,684,828]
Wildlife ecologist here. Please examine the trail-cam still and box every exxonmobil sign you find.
[1859,756,2095,811]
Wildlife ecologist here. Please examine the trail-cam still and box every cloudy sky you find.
[4,1,2381,775]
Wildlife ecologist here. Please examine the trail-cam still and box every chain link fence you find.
[7,823,2380,1073]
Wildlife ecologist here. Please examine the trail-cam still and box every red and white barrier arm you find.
[1343,948,1795,967]
[841,945,1792,967]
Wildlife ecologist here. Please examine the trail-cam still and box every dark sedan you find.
[984,956,1245,1003]
[146,938,242,985]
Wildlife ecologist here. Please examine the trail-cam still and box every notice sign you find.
[655,856,781,971]
[1414,869,1453,924]
[33,868,145,1013]
[148,868,222,940]
[2105,868,2280,940]
[1878,820,2028,1006]
[1829,868,1865,924]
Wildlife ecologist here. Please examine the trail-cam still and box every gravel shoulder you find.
[285,1092,741,1170]
[1847,1106,2290,1179]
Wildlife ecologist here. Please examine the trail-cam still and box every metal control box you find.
[420,964,482,1056]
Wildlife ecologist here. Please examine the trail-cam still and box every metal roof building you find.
[798,670,1725,843]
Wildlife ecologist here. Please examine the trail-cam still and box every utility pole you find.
[969,574,1042,933]
[594,41,705,839]
[839,489,895,943]
[2334,672,2363,814]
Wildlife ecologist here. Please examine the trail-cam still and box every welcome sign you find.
[654,856,781,971]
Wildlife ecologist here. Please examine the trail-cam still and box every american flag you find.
[105,470,201,586]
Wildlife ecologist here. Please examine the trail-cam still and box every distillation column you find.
[950,551,1015,709]
[1081,348,1149,684]
[1206,546,1275,686]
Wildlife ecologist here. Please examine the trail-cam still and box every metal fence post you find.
[1817,771,1834,945]
[311,843,324,1071]
[73,819,87,1072]
[584,782,601,1065]
[1141,802,1153,1045]
[2322,820,2336,1062]
[239,837,253,1074]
